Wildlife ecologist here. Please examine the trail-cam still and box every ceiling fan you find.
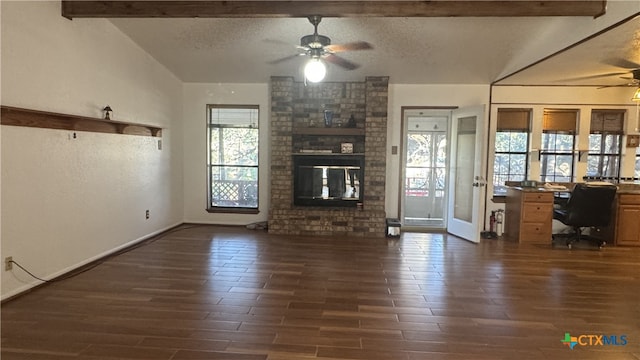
[268,16,373,80]
[598,68,640,89]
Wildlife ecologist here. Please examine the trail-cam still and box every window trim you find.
[206,104,260,213]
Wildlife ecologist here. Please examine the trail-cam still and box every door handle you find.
[473,176,486,187]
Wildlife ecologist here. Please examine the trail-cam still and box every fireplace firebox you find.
[293,154,364,207]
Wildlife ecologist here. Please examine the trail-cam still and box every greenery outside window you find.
[587,110,623,179]
[493,109,530,196]
[540,110,577,183]
[207,105,259,213]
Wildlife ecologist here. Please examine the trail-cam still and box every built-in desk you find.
[597,189,640,247]
[504,187,556,244]
[504,185,640,246]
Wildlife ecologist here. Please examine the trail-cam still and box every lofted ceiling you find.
[62,1,640,86]
[495,14,640,87]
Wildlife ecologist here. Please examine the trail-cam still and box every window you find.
[493,109,530,195]
[540,110,577,183]
[207,105,259,212]
[587,110,624,179]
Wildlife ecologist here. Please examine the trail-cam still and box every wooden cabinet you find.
[504,188,554,244]
[505,187,640,246]
[615,193,640,246]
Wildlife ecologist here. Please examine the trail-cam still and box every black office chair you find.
[552,182,617,249]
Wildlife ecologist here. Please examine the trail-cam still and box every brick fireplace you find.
[268,76,388,237]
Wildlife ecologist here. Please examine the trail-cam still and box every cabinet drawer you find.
[520,223,551,243]
[618,194,640,205]
[522,192,554,203]
[522,203,552,222]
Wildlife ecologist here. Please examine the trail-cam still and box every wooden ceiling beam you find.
[61,1,607,19]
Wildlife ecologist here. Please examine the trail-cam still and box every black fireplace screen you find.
[293,155,364,207]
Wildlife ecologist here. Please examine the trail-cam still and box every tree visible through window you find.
[587,110,623,179]
[540,110,577,183]
[493,109,530,196]
[207,105,259,212]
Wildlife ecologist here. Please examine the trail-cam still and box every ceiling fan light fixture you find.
[304,58,326,83]
[632,88,640,101]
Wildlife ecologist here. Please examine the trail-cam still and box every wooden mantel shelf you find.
[292,127,364,136]
[0,106,162,137]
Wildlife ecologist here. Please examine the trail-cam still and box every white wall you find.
[385,84,491,219]
[182,83,269,225]
[1,1,184,299]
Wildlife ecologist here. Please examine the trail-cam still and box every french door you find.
[446,105,487,243]
[401,111,449,229]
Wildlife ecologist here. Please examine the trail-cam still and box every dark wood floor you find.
[2,225,639,359]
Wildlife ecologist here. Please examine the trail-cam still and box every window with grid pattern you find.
[540,110,577,183]
[207,105,259,212]
[493,109,530,195]
[587,110,624,179]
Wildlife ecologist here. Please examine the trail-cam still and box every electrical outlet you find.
[145,210,150,219]
[5,256,13,271]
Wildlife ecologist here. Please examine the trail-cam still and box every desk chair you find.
[552,182,617,249]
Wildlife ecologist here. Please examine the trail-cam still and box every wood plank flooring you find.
[2,225,640,359]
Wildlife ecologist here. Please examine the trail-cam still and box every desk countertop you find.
[617,189,640,194]
[510,187,566,192]
[509,186,640,195]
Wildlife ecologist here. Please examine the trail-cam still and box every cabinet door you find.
[616,206,640,246]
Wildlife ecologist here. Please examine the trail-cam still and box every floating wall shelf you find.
[0,106,162,137]
[292,127,364,136]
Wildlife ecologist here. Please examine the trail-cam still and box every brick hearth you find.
[268,76,388,237]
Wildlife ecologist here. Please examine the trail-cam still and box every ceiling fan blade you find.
[324,54,359,70]
[597,83,637,89]
[557,71,630,82]
[267,53,305,65]
[603,57,640,70]
[325,41,373,53]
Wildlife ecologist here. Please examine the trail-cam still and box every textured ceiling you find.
[496,15,640,87]
[109,4,640,85]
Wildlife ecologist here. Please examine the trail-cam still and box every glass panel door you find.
[446,105,486,243]
[402,113,448,229]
